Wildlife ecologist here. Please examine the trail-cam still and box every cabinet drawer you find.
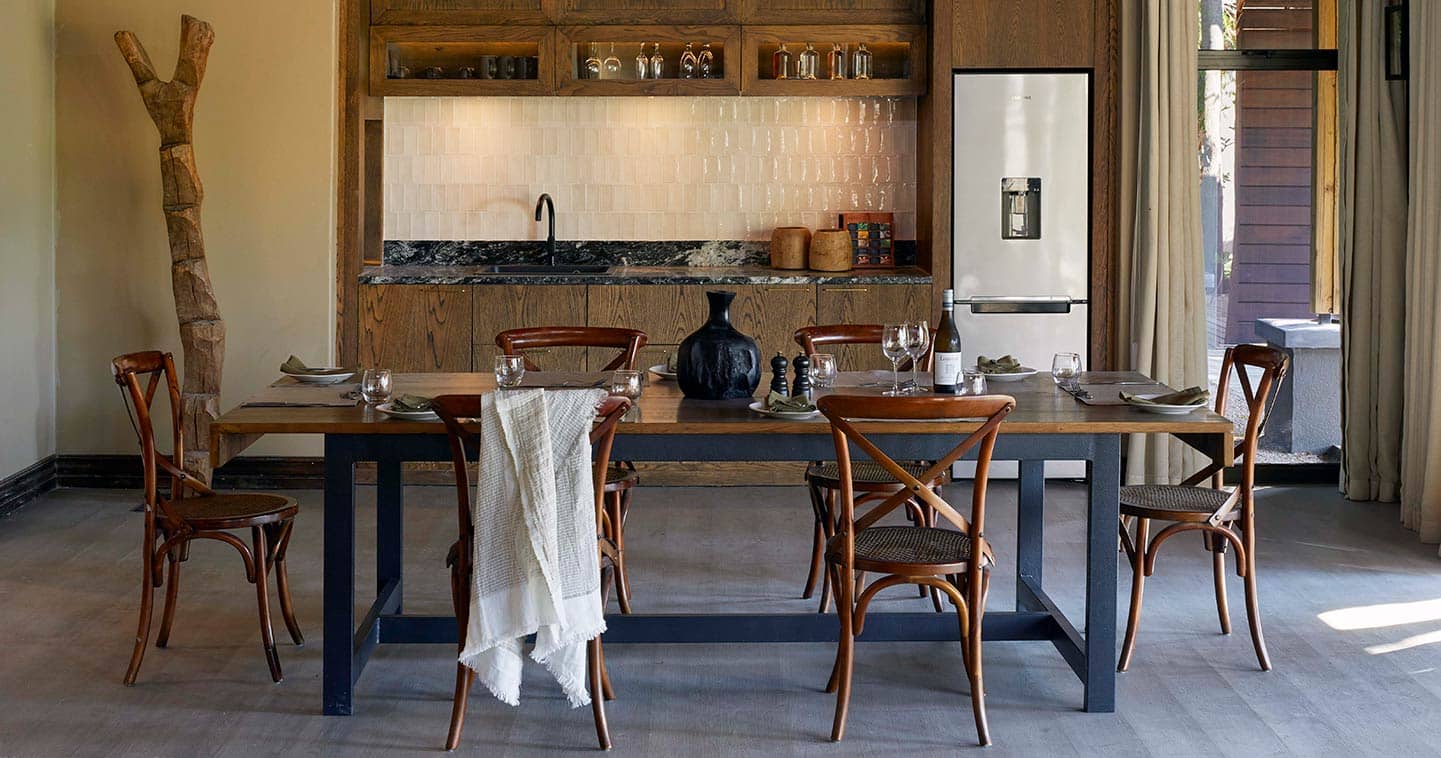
[473,285,589,371]
[360,285,473,372]
[815,283,929,371]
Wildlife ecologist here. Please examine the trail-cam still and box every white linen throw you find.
[459,388,608,707]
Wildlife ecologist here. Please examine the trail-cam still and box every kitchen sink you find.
[483,264,611,275]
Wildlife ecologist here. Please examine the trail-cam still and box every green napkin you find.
[766,391,816,413]
[391,394,433,412]
[281,355,351,376]
[1121,387,1210,407]
[977,354,1024,374]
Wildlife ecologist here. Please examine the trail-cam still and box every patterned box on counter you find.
[841,212,896,268]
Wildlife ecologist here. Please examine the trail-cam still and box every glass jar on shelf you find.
[679,42,698,79]
[698,42,716,79]
[852,43,873,80]
[828,43,847,80]
[772,42,791,80]
[797,42,819,80]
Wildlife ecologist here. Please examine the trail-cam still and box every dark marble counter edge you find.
[359,264,934,286]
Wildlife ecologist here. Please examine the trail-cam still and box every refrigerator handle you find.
[956,296,1086,314]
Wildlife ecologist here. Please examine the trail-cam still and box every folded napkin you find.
[666,351,678,372]
[280,355,350,376]
[766,391,816,413]
[461,388,608,709]
[1121,386,1210,407]
[977,354,1024,374]
[391,394,433,412]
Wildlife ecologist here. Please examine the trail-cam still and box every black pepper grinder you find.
[769,353,789,395]
[791,353,812,398]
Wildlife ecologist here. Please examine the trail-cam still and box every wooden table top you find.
[211,372,1234,468]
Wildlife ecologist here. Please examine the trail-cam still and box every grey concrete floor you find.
[2,482,1440,756]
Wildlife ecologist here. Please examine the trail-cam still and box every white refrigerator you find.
[953,71,1091,477]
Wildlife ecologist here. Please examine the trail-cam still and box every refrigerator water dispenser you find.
[1001,177,1041,240]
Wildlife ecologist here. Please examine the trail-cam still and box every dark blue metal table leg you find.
[1016,459,1046,612]
[1083,434,1121,713]
[322,435,357,716]
[376,458,403,614]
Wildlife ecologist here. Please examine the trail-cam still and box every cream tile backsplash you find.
[383,97,917,242]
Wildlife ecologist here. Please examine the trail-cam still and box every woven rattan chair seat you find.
[829,525,975,570]
[806,460,941,487]
[171,493,296,527]
[1119,485,1234,520]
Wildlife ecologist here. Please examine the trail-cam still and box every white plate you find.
[1123,395,1207,415]
[281,369,354,385]
[648,364,677,380]
[748,400,820,420]
[375,402,439,421]
[978,367,1038,382]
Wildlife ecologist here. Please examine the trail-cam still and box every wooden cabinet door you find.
[555,0,734,25]
[473,285,589,371]
[371,0,555,25]
[727,284,818,367]
[736,0,923,24]
[816,283,930,370]
[360,285,473,372]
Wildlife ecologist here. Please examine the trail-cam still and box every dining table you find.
[210,370,1233,717]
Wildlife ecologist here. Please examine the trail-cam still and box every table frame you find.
[317,427,1226,717]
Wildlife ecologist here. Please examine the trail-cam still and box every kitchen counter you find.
[359,264,932,286]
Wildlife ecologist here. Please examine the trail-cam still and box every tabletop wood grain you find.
[211,372,1233,468]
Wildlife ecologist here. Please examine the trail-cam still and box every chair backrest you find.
[433,393,631,549]
[794,324,935,371]
[817,394,1015,575]
[111,351,188,519]
[495,327,647,372]
[1198,344,1289,493]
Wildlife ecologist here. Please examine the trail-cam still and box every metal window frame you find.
[1197,50,1337,72]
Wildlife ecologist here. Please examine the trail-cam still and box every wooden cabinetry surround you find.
[359,285,474,372]
[817,283,930,370]
[372,0,555,25]
[472,285,589,371]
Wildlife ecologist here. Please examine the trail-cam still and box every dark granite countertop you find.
[359,264,933,286]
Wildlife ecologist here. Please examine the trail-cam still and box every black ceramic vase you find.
[676,290,761,400]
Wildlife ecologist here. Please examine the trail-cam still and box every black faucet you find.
[534,193,556,267]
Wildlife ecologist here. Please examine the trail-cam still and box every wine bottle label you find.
[934,352,966,389]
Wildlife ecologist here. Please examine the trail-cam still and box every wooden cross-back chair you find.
[817,393,1015,747]
[794,324,942,613]
[1117,343,1290,672]
[434,393,630,752]
[495,325,647,613]
[111,351,302,685]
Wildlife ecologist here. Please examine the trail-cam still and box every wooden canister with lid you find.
[808,229,853,272]
[770,227,811,270]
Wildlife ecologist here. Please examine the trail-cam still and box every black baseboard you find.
[0,456,58,518]
[55,455,327,491]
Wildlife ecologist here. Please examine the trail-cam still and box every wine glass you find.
[494,355,525,389]
[635,43,650,79]
[603,43,622,79]
[881,323,910,396]
[584,43,602,80]
[1052,352,1081,391]
[360,369,393,405]
[808,353,838,390]
[903,319,929,393]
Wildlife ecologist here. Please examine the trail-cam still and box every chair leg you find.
[251,526,283,683]
[1118,517,1149,672]
[608,491,632,615]
[1242,539,1272,672]
[803,518,825,600]
[824,561,844,693]
[123,548,158,686]
[155,548,181,648]
[829,566,855,742]
[965,574,990,747]
[1209,534,1232,635]
[445,664,474,751]
[817,489,837,614]
[272,522,305,646]
[588,637,613,750]
[599,637,615,701]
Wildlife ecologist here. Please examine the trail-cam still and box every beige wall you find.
[54,1,336,457]
[0,0,57,480]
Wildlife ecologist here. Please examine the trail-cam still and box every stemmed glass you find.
[881,323,910,396]
[603,43,622,79]
[1052,352,1081,391]
[494,355,525,389]
[584,43,603,80]
[903,319,929,393]
[808,353,838,390]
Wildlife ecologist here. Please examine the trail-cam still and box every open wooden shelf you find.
[554,25,741,96]
[369,26,556,96]
[741,25,926,97]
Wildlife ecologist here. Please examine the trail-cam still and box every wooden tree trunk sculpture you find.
[115,15,224,483]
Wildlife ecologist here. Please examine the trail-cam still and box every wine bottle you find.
[933,289,964,394]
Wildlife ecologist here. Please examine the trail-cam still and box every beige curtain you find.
[1401,3,1441,552]
[1118,1,1208,484]
[1338,0,1408,502]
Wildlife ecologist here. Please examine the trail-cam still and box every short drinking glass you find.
[494,355,525,389]
[960,368,987,396]
[609,369,643,400]
[809,353,838,389]
[1052,352,1081,390]
[360,369,393,405]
